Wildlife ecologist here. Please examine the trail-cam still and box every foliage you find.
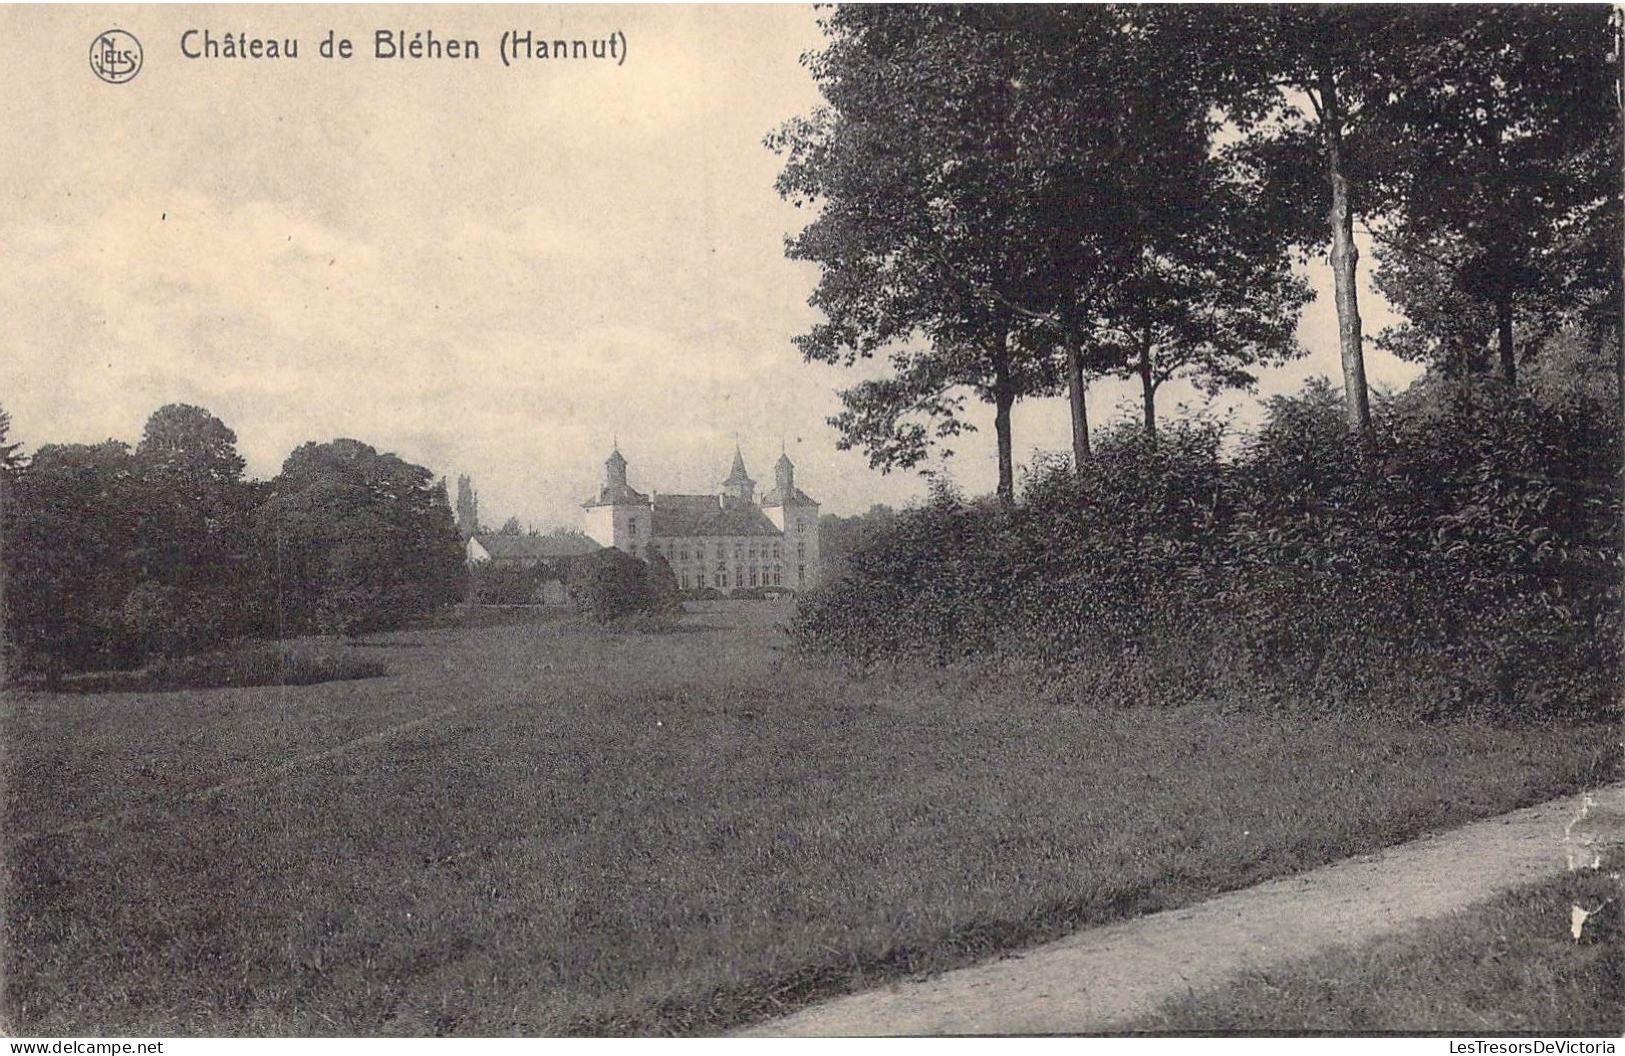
[771,6,1225,496]
[794,381,1621,721]
[0,404,25,479]
[4,441,145,680]
[817,505,899,583]
[1197,7,1454,433]
[257,438,466,638]
[28,641,389,693]
[565,548,672,624]
[128,405,261,656]
[455,474,480,538]
[1371,7,1619,385]
[142,641,387,690]
[642,551,682,614]
[468,563,557,606]
[3,412,468,678]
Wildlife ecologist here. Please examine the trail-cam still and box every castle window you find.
[797,521,806,534]
[798,565,805,584]
[772,569,781,586]
[797,543,806,559]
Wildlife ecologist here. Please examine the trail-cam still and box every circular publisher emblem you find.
[90,30,142,84]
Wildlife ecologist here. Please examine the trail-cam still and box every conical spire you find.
[723,446,752,486]
[722,446,756,505]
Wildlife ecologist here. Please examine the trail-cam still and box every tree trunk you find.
[1319,69,1371,435]
[1064,325,1090,473]
[1496,295,1516,386]
[993,340,1016,507]
[1139,329,1157,443]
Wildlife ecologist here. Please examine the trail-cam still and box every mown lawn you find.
[3,603,1617,1035]
[1132,852,1624,1035]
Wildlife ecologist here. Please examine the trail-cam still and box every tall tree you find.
[4,442,143,681]
[258,439,465,636]
[0,406,22,685]
[1089,169,1313,439]
[455,474,480,539]
[773,6,1215,496]
[136,403,247,485]
[0,405,24,480]
[1202,7,1421,435]
[129,405,258,656]
[1372,7,1619,386]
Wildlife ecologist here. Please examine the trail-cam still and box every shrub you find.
[468,564,553,605]
[145,642,388,689]
[13,642,388,693]
[792,384,1621,722]
[565,549,673,623]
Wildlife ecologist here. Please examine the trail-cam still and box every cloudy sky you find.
[0,5,1421,524]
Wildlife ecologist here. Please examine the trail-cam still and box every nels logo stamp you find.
[90,29,142,83]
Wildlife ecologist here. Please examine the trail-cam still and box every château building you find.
[582,446,821,592]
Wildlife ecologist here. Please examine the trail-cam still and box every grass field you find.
[3,602,1618,1035]
[1133,852,1624,1035]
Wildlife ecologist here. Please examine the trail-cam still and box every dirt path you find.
[744,782,1625,1036]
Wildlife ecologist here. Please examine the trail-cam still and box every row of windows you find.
[628,518,810,539]
[644,540,808,562]
[679,566,810,590]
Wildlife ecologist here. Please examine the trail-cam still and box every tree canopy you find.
[779,5,1620,462]
[772,6,1225,497]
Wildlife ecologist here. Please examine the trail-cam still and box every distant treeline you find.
[0,404,466,683]
[796,376,1622,722]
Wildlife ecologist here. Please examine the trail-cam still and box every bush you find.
[145,642,388,689]
[565,549,674,623]
[13,641,388,693]
[468,564,554,605]
[793,384,1621,722]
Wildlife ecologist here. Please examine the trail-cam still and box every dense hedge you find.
[566,549,681,623]
[794,382,1621,721]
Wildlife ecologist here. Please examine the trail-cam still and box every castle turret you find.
[581,446,651,552]
[605,448,628,489]
[774,451,794,494]
[760,451,820,590]
[722,447,755,506]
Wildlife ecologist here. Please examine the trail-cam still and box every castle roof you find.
[650,494,781,537]
[582,481,649,508]
[760,484,819,508]
[470,533,602,561]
